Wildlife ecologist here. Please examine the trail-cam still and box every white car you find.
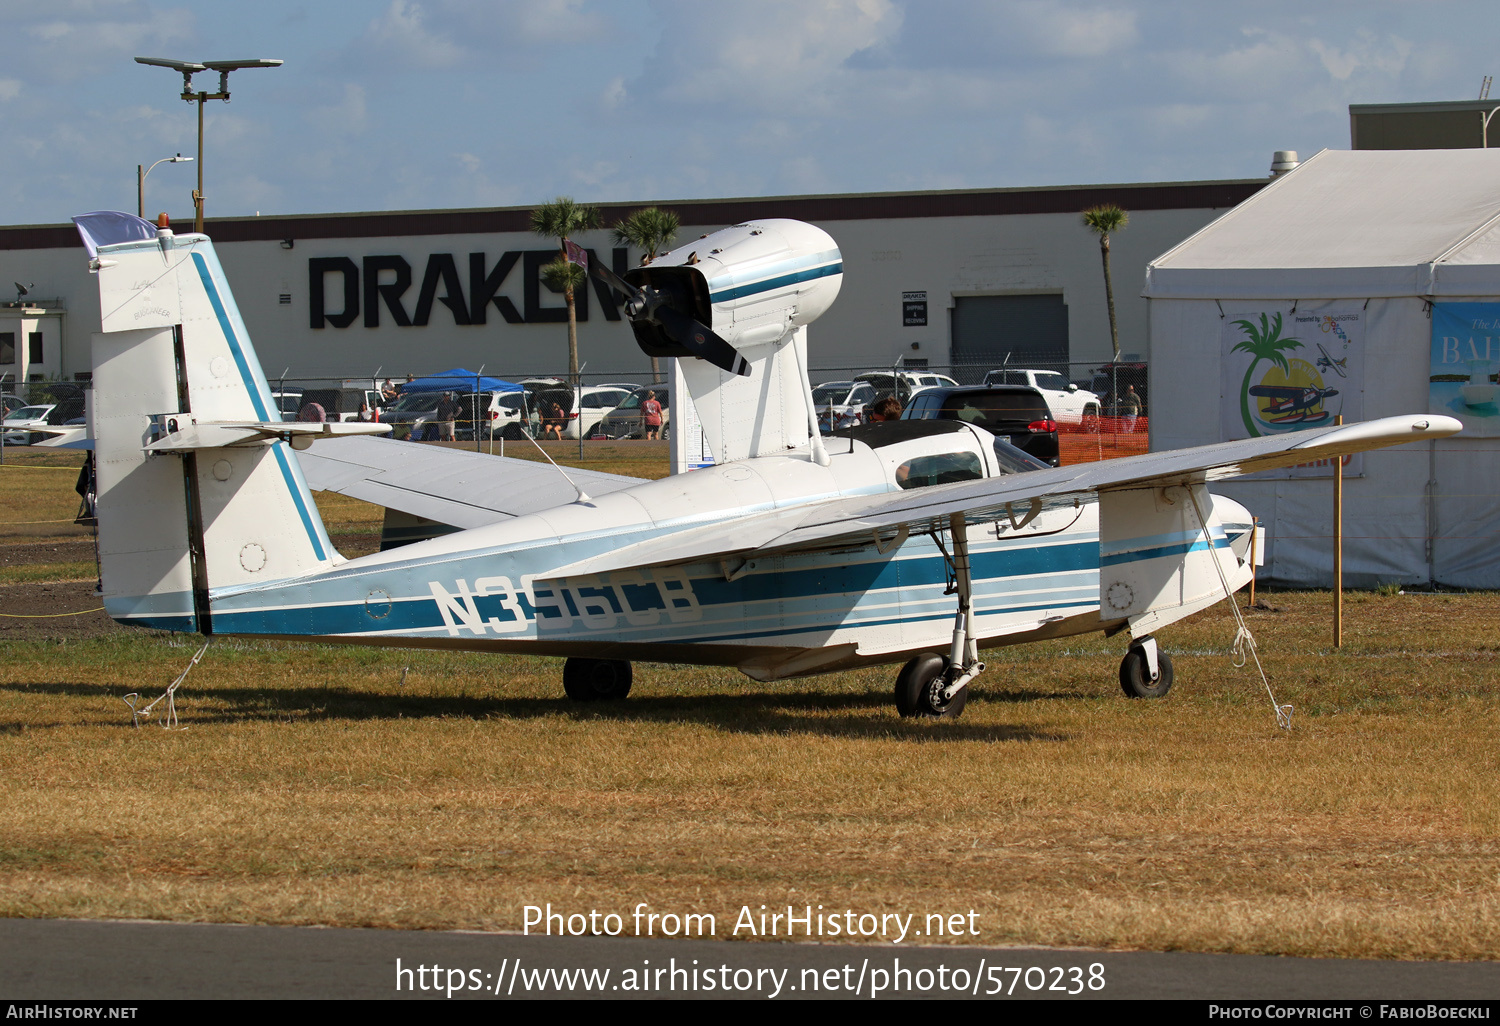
[567,385,638,439]
[515,383,643,439]
[983,368,1101,427]
[811,380,877,433]
[853,371,961,404]
[2,404,57,445]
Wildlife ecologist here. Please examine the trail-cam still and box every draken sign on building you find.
[308,249,631,330]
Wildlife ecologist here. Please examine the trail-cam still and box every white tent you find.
[1144,148,1500,588]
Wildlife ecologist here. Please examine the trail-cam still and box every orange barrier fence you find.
[1059,416,1148,465]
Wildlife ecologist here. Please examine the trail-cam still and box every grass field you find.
[1,447,1497,960]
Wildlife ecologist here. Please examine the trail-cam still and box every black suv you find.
[901,385,1060,465]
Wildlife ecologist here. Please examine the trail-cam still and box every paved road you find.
[1,919,1496,1000]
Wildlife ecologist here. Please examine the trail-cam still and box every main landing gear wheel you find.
[562,658,633,701]
[894,653,968,719]
[1119,646,1174,699]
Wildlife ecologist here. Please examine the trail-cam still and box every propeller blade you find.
[587,262,645,309]
[654,305,750,377]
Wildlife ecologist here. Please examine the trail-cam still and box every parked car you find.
[494,391,539,440]
[567,385,637,440]
[854,370,961,406]
[380,390,449,439]
[596,384,671,439]
[512,382,640,438]
[982,368,1101,427]
[451,391,515,440]
[901,385,1061,465]
[1,403,57,445]
[1,394,24,417]
[269,389,304,422]
[812,380,877,433]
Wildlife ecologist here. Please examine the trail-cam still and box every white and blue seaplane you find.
[74,211,1459,719]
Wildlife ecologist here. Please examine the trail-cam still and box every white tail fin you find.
[678,324,821,462]
[80,214,338,632]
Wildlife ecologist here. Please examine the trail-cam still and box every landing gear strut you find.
[894,513,984,719]
[563,658,633,701]
[1119,635,1173,698]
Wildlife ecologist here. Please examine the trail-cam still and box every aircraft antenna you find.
[521,427,592,504]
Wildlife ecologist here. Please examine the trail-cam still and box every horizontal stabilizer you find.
[545,414,1460,578]
[143,419,390,452]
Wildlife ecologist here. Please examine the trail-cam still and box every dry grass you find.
[1,448,1498,959]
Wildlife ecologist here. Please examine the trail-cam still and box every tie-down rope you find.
[122,639,210,729]
[1186,488,1293,731]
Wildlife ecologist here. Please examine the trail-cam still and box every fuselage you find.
[197,422,1250,681]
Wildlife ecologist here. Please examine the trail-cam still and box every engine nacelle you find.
[624,218,843,360]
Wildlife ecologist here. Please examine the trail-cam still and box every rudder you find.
[80,214,339,632]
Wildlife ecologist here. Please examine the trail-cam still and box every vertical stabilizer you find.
[678,325,817,462]
[80,214,339,632]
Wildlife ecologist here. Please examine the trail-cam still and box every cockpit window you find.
[895,451,983,490]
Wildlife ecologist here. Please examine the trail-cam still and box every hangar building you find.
[0,178,1263,389]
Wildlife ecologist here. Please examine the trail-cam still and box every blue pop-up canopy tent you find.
[401,368,521,393]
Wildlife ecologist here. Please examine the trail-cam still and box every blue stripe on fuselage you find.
[709,262,842,303]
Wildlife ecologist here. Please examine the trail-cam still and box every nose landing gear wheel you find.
[1119,646,1174,698]
[894,653,967,719]
[563,658,633,701]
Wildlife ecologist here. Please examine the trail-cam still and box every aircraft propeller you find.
[586,260,750,377]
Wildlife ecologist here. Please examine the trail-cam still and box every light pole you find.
[134,57,283,233]
[137,153,193,219]
[1482,106,1500,147]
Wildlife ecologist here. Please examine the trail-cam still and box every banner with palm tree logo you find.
[1221,307,1363,477]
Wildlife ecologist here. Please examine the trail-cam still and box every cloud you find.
[18,4,197,84]
[627,0,902,114]
[304,83,369,137]
[1007,1,1140,58]
[346,0,611,71]
[0,79,20,102]
[1308,29,1411,81]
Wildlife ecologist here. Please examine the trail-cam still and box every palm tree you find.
[1230,312,1303,436]
[1081,205,1129,363]
[531,196,601,380]
[611,207,680,382]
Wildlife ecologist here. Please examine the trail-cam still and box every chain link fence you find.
[2,357,1151,461]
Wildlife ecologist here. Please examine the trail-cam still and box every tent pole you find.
[1333,414,1343,648]
[1247,516,1258,609]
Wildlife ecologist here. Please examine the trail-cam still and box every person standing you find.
[641,390,663,440]
[1121,385,1140,434]
[435,391,458,442]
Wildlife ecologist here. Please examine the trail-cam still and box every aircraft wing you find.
[294,434,647,530]
[546,414,1460,577]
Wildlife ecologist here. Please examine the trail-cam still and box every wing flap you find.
[294,434,646,528]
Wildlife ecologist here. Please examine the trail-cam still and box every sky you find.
[0,0,1493,225]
